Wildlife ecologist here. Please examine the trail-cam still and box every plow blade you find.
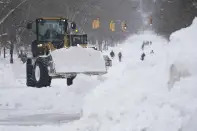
[51,47,106,73]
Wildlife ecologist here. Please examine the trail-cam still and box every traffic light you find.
[92,18,100,29]
[109,20,115,32]
[121,21,127,32]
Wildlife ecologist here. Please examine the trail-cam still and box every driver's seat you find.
[44,29,58,39]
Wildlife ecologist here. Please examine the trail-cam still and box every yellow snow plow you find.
[26,17,107,87]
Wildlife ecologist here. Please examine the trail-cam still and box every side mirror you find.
[27,22,32,30]
[71,22,76,30]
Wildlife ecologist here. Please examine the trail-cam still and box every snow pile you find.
[51,47,106,73]
[79,32,174,131]
[0,57,101,126]
[168,18,197,76]
[67,20,197,131]
[167,17,197,131]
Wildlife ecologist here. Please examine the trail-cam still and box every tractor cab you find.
[27,18,87,57]
[36,19,66,43]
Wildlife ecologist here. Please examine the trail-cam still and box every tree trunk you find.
[4,47,6,58]
[10,43,14,63]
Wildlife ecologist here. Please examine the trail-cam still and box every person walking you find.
[118,52,122,62]
[141,52,146,61]
[110,50,115,59]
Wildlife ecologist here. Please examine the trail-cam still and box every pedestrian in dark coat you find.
[110,50,115,58]
[118,52,122,62]
[141,52,146,61]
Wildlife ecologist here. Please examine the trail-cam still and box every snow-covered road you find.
[0,112,81,126]
[0,57,102,126]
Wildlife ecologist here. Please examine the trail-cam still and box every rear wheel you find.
[67,76,76,86]
[26,58,36,87]
[33,58,52,88]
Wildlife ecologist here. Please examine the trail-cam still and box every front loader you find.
[26,17,107,87]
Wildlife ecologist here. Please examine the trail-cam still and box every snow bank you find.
[0,57,101,127]
[65,20,197,131]
[168,18,197,77]
[79,32,174,131]
[167,17,197,131]
[51,47,106,73]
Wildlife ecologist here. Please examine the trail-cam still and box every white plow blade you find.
[51,47,106,73]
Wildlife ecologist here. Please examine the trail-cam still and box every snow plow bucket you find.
[50,47,107,75]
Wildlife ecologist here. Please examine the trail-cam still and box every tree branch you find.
[0,0,29,25]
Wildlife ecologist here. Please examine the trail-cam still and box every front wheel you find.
[67,76,76,86]
[33,58,52,88]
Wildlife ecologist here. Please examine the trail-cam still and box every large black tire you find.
[67,76,76,86]
[33,58,52,88]
[26,58,36,87]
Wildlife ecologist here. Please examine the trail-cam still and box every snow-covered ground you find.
[0,18,197,131]
[0,57,101,125]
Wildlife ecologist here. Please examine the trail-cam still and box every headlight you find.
[61,19,66,22]
[37,44,43,47]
